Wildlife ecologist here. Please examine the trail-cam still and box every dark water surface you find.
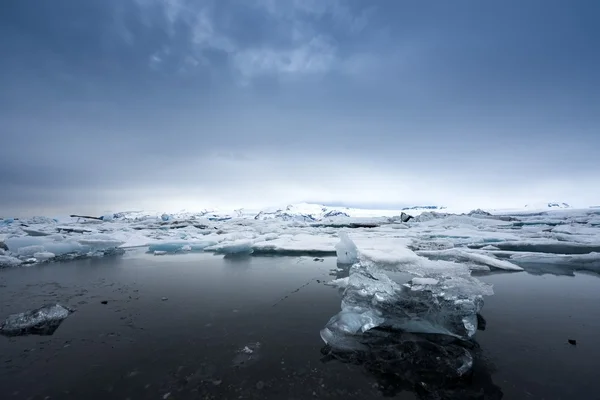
[1,253,599,399]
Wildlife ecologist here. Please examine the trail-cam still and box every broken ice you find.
[0,304,73,337]
[322,256,492,353]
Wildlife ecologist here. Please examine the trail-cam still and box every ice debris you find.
[0,304,73,336]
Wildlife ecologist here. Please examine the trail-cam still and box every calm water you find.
[1,252,599,399]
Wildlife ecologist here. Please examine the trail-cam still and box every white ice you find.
[335,232,359,264]
[1,204,598,280]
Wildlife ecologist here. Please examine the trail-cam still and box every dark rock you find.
[568,339,577,345]
[400,212,413,223]
[101,301,108,305]
[322,210,351,218]
[0,242,7,251]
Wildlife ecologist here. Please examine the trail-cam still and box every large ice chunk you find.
[0,304,73,336]
[205,239,254,255]
[335,232,358,265]
[252,234,337,256]
[321,260,492,352]
[4,235,125,259]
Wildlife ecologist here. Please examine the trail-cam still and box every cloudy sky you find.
[1,0,598,216]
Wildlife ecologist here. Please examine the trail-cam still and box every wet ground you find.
[1,252,599,399]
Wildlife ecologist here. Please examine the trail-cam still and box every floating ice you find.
[411,277,439,286]
[417,248,524,271]
[148,241,217,254]
[33,251,55,261]
[4,235,124,259]
[252,234,337,256]
[471,240,600,255]
[509,252,600,275]
[0,255,22,268]
[335,232,358,265]
[205,239,254,255]
[0,304,73,336]
[321,259,492,353]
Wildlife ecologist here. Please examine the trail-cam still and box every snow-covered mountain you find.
[252,202,444,221]
[524,202,572,210]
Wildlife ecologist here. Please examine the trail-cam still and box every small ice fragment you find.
[241,346,253,354]
[325,277,349,288]
[161,297,168,301]
[480,245,499,251]
[335,232,358,265]
[181,245,192,252]
[411,277,439,286]
[0,304,73,337]
[154,250,168,256]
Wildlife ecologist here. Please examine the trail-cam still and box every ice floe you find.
[0,304,73,337]
[0,205,598,280]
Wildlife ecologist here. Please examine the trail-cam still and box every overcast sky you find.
[1,0,599,216]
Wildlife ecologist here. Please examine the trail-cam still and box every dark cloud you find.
[1,0,599,215]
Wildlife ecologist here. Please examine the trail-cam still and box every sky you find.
[1,0,599,216]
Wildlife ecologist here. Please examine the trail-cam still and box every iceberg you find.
[0,304,73,336]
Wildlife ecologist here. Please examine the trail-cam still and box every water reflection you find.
[320,330,502,399]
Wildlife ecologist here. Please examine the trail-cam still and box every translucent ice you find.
[0,304,73,336]
[321,260,492,352]
[204,239,254,255]
[335,232,358,265]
